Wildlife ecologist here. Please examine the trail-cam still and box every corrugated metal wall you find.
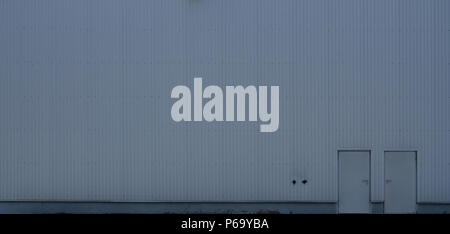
[0,0,449,202]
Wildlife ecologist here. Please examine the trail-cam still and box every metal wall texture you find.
[0,0,449,203]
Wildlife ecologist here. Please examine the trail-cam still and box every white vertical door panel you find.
[385,151,416,213]
[339,151,370,213]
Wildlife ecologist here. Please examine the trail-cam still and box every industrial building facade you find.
[0,0,449,213]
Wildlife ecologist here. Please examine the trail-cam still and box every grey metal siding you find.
[0,0,449,203]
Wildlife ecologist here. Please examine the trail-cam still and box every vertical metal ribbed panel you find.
[0,0,449,202]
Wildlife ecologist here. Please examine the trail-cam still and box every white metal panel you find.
[0,0,448,202]
[385,152,416,213]
[339,151,370,213]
